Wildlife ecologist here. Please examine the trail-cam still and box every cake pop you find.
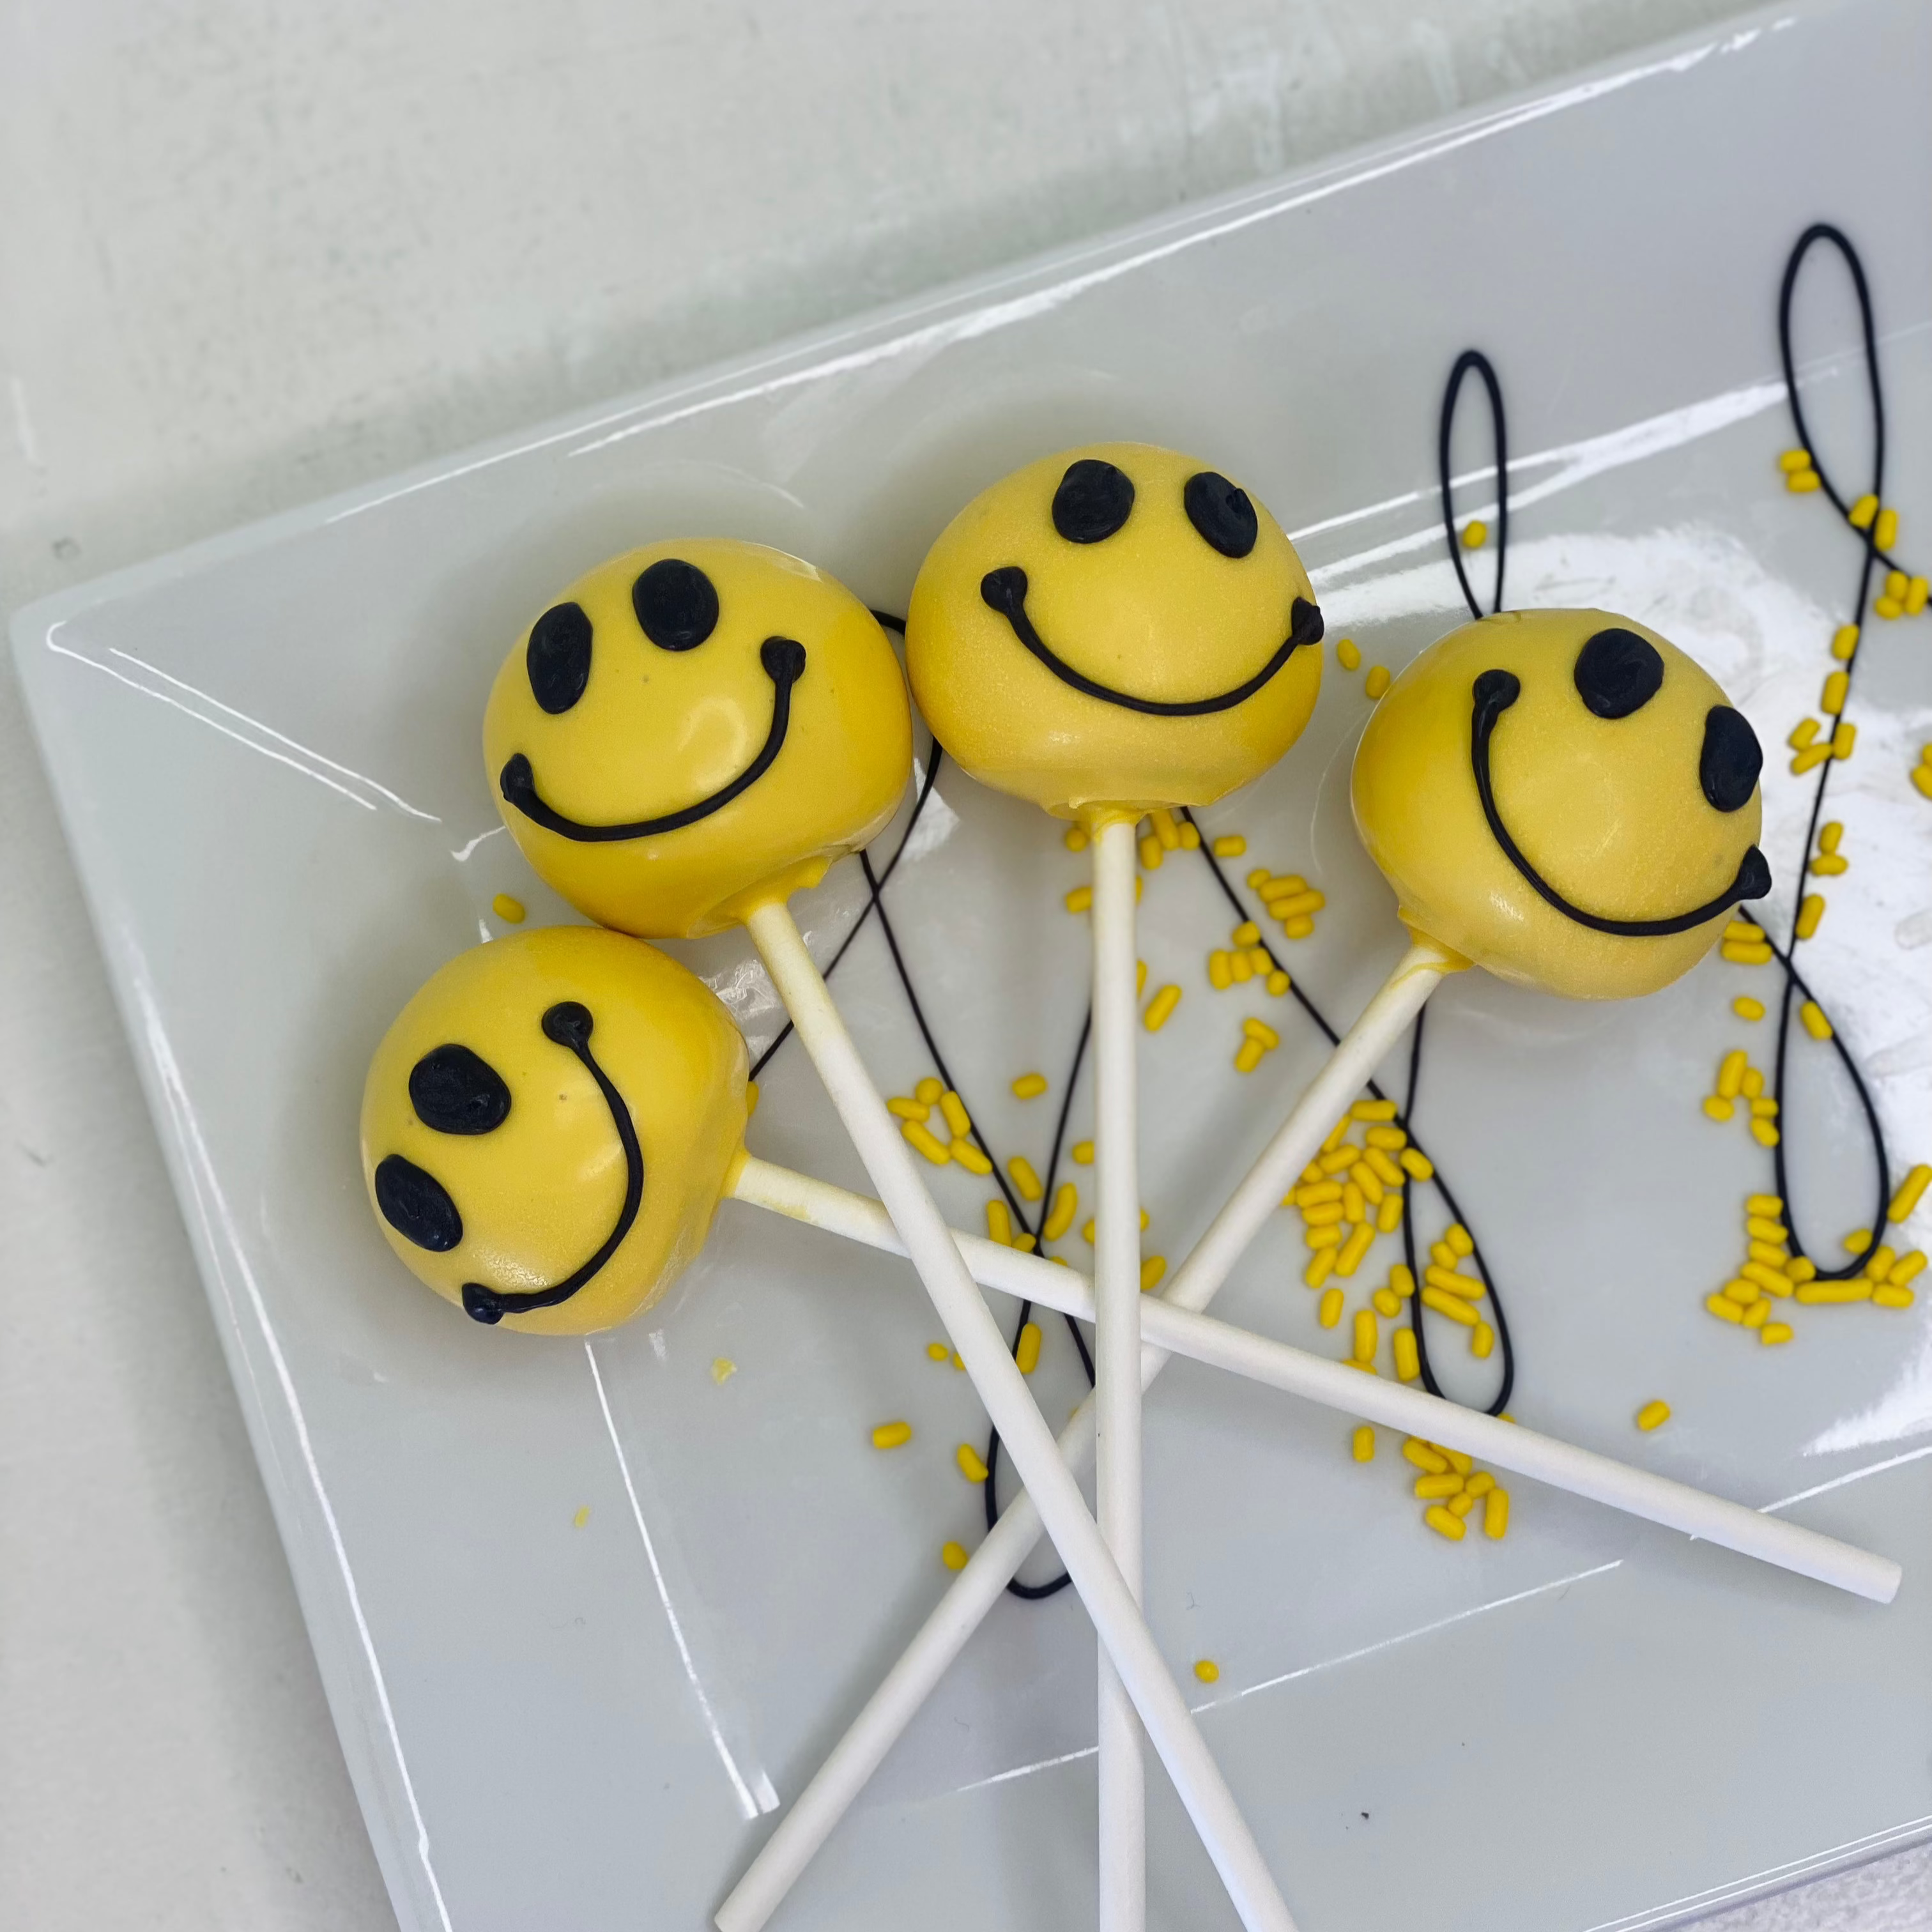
[908,441,1322,1920]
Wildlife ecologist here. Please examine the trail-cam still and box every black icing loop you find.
[501,634,806,842]
[461,1002,645,1326]
[1439,348,1508,622]
[979,565,1319,717]
[1469,668,1770,937]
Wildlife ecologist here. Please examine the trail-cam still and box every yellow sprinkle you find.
[1015,1321,1042,1375]
[709,1356,737,1384]
[1063,825,1089,852]
[1399,1149,1434,1181]
[1907,576,1930,616]
[1365,1128,1407,1154]
[872,1420,913,1450]
[1796,1280,1874,1305]
[1747,1192,1784,1215]
[1889,1166,1931,1224]
[1864,1245,1897,1281]
[1875,1285,1916,1309]
[1446,1222,1473,1257]
[1846,490,1878,526]
[1403,1439,1449,1475]
[1193,1658,1220,1683]
[1788,742,1833,777]
[1081,1219,1095,1245]
[572,1505,591,1528]
[1462,1471,1495,1499]
[1636,1399,1671,1433]
[937,1090,970,1138]
[1011,1072,1048,1101]
[1339,1424,1372,1466]
[1230,951,1254,985]
[1305,1248,1337,1289]
[1733,997,1765,1021]
[1393,1328,1420,1382]
[955,1443,989,1482]
[1425,1503,1468,1540]
[1832,721,1857,760]
[1317,1285,1344,1329]
[1322,1116,1353,1153]
[1430,1240,1456,1271]
[1138,833,1163,870]
[1743,1298,1770,1328]
[1750,1098,1779,1121]
[940,1540,971,1571]
[1876,507,1900,551]
[1065,885,1093,914]
[1788,717,1821,751]
[1212,834,1246,858]
[1333,634,1362,672]
[1335,1223,1376,1278]
[1483,1489,1510,1538]
[746,1080,760,1117]
[1760,1322,1794,1345]
[1007,1155,1043,1202]
[1149,807,1181,851]
[1365,665,1392,700]
[1350,1164,1384,1208]
[1832,626,1860,664]
[1422,1285,1479,1326]
[1306,1225,1344,1252]
[1351,1308,1378,1364]
[1043,1182,1077,1241]
[1353,1100,1399,1122]
[1716,1048,1747,1100]
[1788,468,1821,493]
[1447,1491,1477,1519]
[1702,1096,1735,1123]
[1816,820,1843,855]
[1741,1068,1765,1100]
[1372,1287,1401,1317]
[1243,1016,1280,1049]
[1722,941,1777,963]
[1140,1255,1166,1292]
[1377,1195,1405,1238]
[1821,670,1849,716]
[986,1199,1014,1246]
[915,1077,944,1105]
[1811,852,1848,875]
[1724,1278,1761,1307]
[1461,519,1488,549]
[1798,1000,1833,1041]
[1208,949,1233,990]
[1390,1265,1416,1298]
[887,1094,929,1123]
[491,892,526,923]
[1271,889,1325,921]
[1785,1257,1816,1283]
[927,1341,951,1362]
[1245,946,1273,977]
[1296,1180,1343,1206]
[1144,984,1183,1032]
[1426,1264,1481,1299]
[1795,894,1825,940]
[1234,1038,1266,1075]
[1414,1471,1464,1499]
[1227,919,1259,947]
[953,1351,966,1370]
[1750,1119,1781,1148]
[1892,1252,1928,1286]
[1470,1321,1494,1359]
[1780,448,1814,474]
[1705,1292,1745,1325]
[951,1138,993,1176]
[1746,1216,1787,1244]
[1071,1140,1094,1166]
[1304,1199,1347,1225]
[1265,969,1292,996]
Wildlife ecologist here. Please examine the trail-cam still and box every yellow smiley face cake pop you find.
[485,539,913,937]
[1352,608,1769,1000]
[361,925,746,1334]
[905,443,1323,818]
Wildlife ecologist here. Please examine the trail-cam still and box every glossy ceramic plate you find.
[13,1,1932,1926]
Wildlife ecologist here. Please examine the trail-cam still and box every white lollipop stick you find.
[1090,817,1144,1932]
[741,899,1298,1932]
[728,1154,1899,1600]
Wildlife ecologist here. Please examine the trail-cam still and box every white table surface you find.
[1,3,1926,1928]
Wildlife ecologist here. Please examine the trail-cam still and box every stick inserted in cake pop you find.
[907,445,1326,1928]
[480,540,1300,1932]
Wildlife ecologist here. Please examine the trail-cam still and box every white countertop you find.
[1,1,1925,1926]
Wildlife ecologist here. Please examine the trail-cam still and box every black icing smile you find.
[500,635,807,842]
[1469,668,1770,937]
[979,565,1322,717]
[458,1002,643,1326]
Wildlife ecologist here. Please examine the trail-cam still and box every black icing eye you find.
[633,558,720,651]
[1051,459,1135,544]
[526,602,593,714]
[374,1154,463,1253]
[1700,705,1762,812]
[1574,627,1664,719]
[409,1045,511,1135]
[1183,471,1259,559]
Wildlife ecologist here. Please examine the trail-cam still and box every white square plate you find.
[14,2,1932,1926]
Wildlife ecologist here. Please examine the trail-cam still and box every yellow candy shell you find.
[361,926,747,1336]
[485,539,913,937]
[1352,610,1765,1000]
[906,443,1321,818]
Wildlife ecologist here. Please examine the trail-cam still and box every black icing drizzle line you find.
[1186,823,1514,1415]
[1468,668,1772,936]
[460,1002,643,1324]
[979,565,1322,717]
[1756,224,1898,1278]
[1439,349,1509,619]
[500,635,806,842]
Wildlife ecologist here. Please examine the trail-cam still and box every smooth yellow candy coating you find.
[360,926,747,1336]
[1353,610,1765,1000]
[906,443,1321,819]
[485,539,913,937]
